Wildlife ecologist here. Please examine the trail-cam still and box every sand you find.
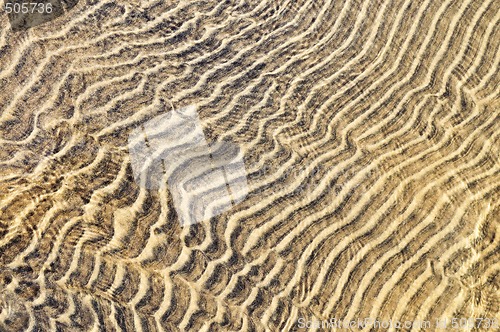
[0,0,499,331]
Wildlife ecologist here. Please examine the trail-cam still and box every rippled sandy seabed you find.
[0,0,499,331]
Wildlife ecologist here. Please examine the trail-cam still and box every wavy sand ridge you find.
[0,0,498,331]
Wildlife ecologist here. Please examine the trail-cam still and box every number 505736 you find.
[4,2,53,14]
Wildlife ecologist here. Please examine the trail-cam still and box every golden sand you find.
[0,0,498,331]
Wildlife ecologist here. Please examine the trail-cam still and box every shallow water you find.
[0,0,499,331]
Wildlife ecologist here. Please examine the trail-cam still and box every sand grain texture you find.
[0,0,499,331]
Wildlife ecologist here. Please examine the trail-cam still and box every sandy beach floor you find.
[0,0,499,331]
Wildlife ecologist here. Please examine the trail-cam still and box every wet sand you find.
[0,0,499,331]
